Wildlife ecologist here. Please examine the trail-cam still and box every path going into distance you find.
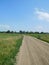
[16,36,49,65]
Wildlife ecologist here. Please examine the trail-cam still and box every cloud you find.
[35,8,49,21]
[36,26,43,30]
[0,24,18,31]
[34,25,43,32]
[0,24,11,31]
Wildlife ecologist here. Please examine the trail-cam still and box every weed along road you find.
[16,36,49,65]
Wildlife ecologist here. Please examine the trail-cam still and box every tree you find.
[6,30,10,33]
[10,31,14,33]
[41,32,44,34]
[35,32,39,34]
[19,30,23,34]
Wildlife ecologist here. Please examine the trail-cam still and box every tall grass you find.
[0,33,23,65]
[30,33,49,43]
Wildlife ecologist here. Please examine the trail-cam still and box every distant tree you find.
[35,32,39,34]
[22,31,25,34]
[10,31,14,33]
[29,31,34,34]
[19,30,23,34]
[14,31,17,33]
[6,30,10,33]
[26,31,29,34]
[41,32,44,34]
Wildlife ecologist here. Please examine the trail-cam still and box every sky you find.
[0,0,49,32]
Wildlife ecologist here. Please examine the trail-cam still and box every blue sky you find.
[0,0,49,32]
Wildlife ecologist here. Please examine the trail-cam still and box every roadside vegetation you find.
[0,33,23,65]
[30,33,49,43]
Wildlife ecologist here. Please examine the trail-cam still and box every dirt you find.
[15,36,49,65]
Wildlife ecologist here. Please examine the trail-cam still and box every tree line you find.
[0,30,48,34]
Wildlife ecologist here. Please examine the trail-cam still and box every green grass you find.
[0,33,23,65]
[30,33,49,43]
[0,33,21,38]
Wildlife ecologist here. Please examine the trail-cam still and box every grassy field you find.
[30,33,49,43]
[0,33,23,65]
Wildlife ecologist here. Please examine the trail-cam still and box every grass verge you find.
[0,34,23,65]
[29,33,49,43]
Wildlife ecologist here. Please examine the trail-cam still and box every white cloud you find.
[34,25,43,32]
[35,8,49,21]
[37,26,43,30]
[0,24,11,31]
[0,24,17,31]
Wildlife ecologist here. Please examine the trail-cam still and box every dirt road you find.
[16,36,49,65]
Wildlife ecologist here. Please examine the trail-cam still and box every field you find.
[0,33,49,65]
[0,33,23,65]
[30,33,49,43]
